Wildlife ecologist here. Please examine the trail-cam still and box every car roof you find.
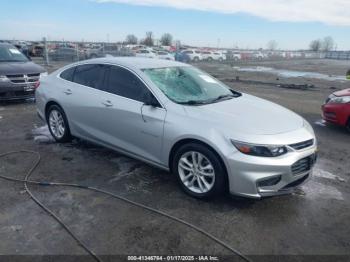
[82,57,188,69]
[0,43,15,48]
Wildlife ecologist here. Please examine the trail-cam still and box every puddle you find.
[295,165,345,200]
[234,66,347,82]
[313,167,346,182]
[108,157,142,182]
[32,125,55,144]
[298,181,344,201]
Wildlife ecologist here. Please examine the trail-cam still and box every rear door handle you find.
[102,100,113,107]
[64,89,72,95]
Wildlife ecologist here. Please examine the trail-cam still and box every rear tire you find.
[46,104,72,143]
[347,118,350,132]
[172,143,227,199]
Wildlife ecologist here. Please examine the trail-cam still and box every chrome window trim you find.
[57,62,165,109]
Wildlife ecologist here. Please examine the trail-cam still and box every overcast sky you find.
[1,0,349,50]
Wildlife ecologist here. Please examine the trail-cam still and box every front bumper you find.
[226,144,317,198]
[0,84,36,101]
[322,103,349,126]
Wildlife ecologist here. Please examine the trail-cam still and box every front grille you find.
[289,139,314,150]
[6,73,40,84]
[291,155,315,175]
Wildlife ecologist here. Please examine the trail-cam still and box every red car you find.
[322,88,350,131]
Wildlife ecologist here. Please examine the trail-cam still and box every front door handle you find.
[64,89,72,95]
[102,100,113,107]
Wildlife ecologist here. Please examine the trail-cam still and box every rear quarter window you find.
[60,66,75,81]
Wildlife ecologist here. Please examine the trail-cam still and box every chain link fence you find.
[9,37,329,70]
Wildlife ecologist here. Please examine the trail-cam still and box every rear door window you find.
[73,64,107,91]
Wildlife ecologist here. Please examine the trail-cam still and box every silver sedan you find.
[36,57,317,199]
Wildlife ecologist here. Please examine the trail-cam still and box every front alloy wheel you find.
[173,143,226,199]
[178,151,215,194]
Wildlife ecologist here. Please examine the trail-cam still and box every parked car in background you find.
[29,43,44,57]
[175,51,191,63]
[322,88,350,131]
[201,51,225,61]
[0,43,46,100]
[36,57,317,199]
[86,45,134,58]
[135,49,157,58]
[182,50,202,62]
[252,52,267,60]
[156,51,174,60]
[49,47,84,61]
[127,44,147,51]
[225,51,241,61]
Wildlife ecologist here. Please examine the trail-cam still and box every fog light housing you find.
[257,175,282,187]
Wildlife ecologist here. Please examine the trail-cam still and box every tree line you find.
[309,36,335,51]
[125,32,173,46]
[124,32,336,52]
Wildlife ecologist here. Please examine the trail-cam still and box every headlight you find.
[231,140,288,157]
[40,72,48,79]
[328,95,350,104]
[0,75,8,82]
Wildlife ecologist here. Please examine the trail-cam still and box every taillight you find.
[34,81,40,89]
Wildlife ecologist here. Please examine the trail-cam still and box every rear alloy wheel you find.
[47,105,71,142]
[173,143,226,199]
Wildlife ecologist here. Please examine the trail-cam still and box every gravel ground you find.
[0,58,349,261]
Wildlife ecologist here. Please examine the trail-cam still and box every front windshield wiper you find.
[177,100,210,105]
[177,94,236,105]
[0,60,27,62]
[208,94,235,103]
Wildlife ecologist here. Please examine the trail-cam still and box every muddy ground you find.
[0,59,349,261]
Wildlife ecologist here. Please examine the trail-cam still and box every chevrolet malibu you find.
[36,57,317,199]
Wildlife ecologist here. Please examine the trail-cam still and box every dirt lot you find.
[0,59,349,261]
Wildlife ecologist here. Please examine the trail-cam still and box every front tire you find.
[172,143,227,199]
[46,105,72,143]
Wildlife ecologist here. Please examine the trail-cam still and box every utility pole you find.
[43,37,49,66]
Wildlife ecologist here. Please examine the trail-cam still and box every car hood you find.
[184,94,304,135]
[0,61,46,75]
[333,88,350,97]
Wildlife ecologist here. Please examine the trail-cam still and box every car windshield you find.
[143,66,238,104]
[0,45,28,62]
